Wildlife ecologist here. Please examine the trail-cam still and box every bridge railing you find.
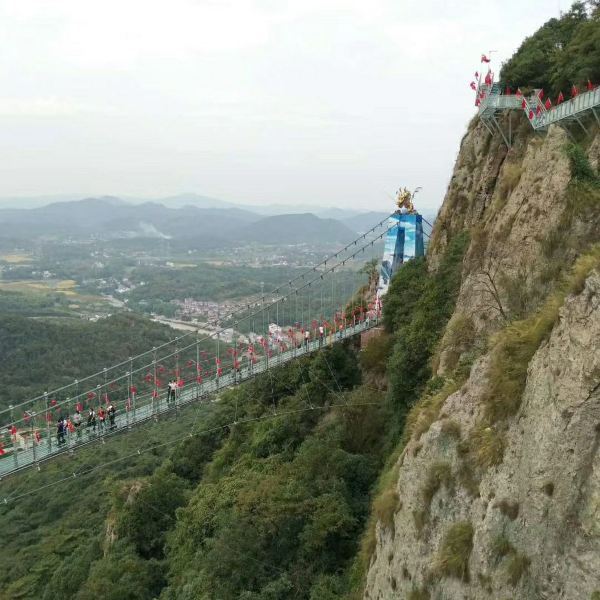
[0,316,380,479]
[477,81,600,132]
[537,87,600,129]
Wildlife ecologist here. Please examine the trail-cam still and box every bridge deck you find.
[478,83,600,132]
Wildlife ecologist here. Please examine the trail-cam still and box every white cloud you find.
[0,0,564,210]
[0,97,122,117]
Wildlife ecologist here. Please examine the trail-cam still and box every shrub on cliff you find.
[387,231,469,419]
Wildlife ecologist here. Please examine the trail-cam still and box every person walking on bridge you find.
[168,380,176,404]
[87,408,97,434]
[73,409,82,439]
[98,407,106,432]
[107,403,116,430]
[57,418,66,446]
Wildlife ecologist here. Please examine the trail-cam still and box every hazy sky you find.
[0,0,565,212]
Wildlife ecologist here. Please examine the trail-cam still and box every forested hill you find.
[0,233,468,599]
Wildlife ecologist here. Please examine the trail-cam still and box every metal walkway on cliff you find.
[0,213,432,479]
[477,80,600,147]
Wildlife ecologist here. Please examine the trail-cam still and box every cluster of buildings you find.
[175,298,247,321]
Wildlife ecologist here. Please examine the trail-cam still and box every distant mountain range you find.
[0,197,359,247]
[0,193,381,221]
[0,195,437,249]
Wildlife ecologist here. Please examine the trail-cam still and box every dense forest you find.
[500,1,600,96]
[0,230,468,599]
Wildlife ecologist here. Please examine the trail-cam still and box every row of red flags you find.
[6,306,382,429]
[471,68,596,109]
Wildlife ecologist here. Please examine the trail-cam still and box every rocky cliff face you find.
[363,119,600,599]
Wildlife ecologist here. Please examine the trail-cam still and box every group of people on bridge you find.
[56,404,117,446]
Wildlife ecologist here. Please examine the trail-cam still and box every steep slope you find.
[361,9,600,598]
[364,267,600,599]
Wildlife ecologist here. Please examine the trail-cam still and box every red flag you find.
[587,79,594,91]
[152,390,159,398]
[177,379,184,388]
[217,367,223,376]
[87,391,96,400]
[557,91,564,104]
[76,402,83,412]
[537,89,544,100]
[521,99,527,109]
[130,385,137,394]
[571,84,579,98]
[528,110,534,120]
[0,443,5,456]
[196,375,203,384]
[544,98,552,110]
[516,88,522,97]
[215,358,221,365]
[470,81,477,90]
[481,54,491,63]
[536,105,542,116]
[474,71,479,79]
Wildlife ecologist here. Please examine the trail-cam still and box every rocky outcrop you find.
[432,122,574,334]
[364,271,600,599]
[364,112,600,599]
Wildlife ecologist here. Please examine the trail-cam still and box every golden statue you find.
[395,187,420,214]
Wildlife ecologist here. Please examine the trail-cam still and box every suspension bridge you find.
[0,210,432,479]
